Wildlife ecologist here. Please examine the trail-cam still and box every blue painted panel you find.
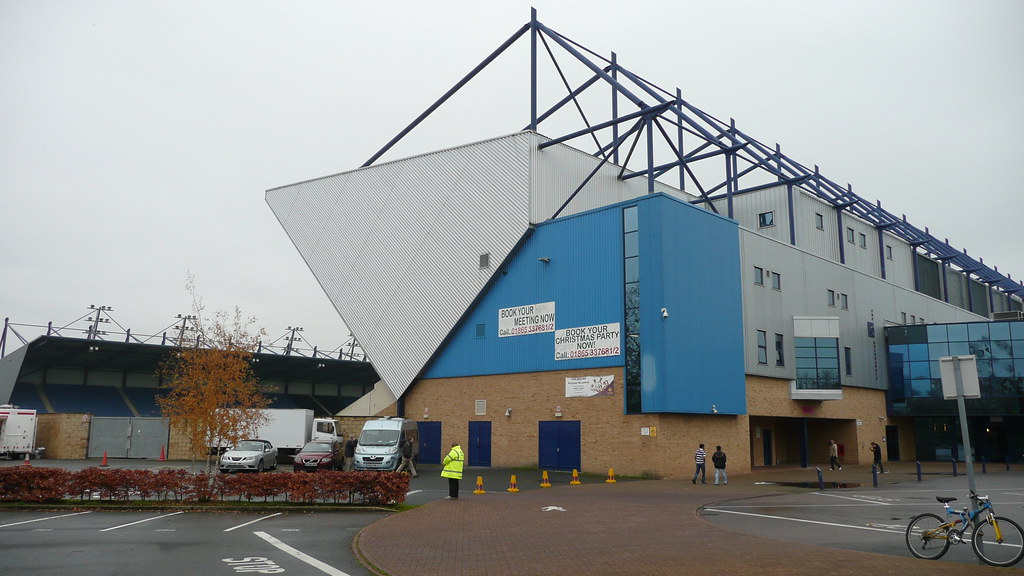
[638,195,746,414]
[425,204,626,378]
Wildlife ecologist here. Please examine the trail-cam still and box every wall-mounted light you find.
[711,404,718,414]
[538,257,550,263]
[422,407,429,419]
[505,408,512,417]
[661,307,669,319]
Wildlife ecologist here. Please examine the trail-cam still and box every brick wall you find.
[36,413,90,459]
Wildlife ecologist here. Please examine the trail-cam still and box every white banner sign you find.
[498,302,556,337]
[565,375,615,397]
[554,323,621,360]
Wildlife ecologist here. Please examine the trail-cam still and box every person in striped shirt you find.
[692,443,707,484]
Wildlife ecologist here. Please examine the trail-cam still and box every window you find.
[886,245,893,260]
[758,211,775,228]
[840,293,848,310]
[475,399,486,415]
[623,205,642,414]
[828,290,836,307]
[479,253,490,268]
[815,213,824,230]
[770,272,781,290]
[858,233,867,248]
[846,227,855,243]
[757,330,768,365]
[754,266,764,285]
[844,347,853,376]
[775,333,785,366]
[475,323,486,338]
[795,337,841,390]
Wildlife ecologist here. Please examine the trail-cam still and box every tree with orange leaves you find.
[158,276,271,475]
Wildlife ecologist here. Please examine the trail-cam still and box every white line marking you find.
[254,531,351,576]
[0,511,92,528]
[406,490,423,496]
[100,511,183,532]
[224,512,282,532]
[704,508,905,534]
[813,492,892,505]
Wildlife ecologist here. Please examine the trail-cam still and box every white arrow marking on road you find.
[541,506,566,512]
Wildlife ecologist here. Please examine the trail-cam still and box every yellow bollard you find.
[507,474,520,493]
[540,470,551,488]
[606,468,617,483]
[570,469,581,485]
[473,475,485,494]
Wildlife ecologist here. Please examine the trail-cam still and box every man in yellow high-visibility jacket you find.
[441,441,465,499]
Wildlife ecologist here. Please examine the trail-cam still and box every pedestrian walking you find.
[343,435,357,471]
[692,443,706,484]
[829,439,842,471]
[395,437,418,477]
[441,441,464,499]
[712,445,728,485]
[870,441,885,473]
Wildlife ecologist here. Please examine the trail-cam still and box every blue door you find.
[468,421,492,467]
[538,420,581,471]
[418,421,442,465]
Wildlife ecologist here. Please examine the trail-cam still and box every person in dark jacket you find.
[343,436,357,471]
[712,446,728,485]
[395,437,418,477]
[870,441,885,473]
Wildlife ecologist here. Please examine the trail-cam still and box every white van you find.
[353,417,418,471]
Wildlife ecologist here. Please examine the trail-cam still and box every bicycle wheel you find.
[905,513,951,560]
[971,515,1024,567]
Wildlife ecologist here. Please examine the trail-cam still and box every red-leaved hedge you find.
[0,467,409,505]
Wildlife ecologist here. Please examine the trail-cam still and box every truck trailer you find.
[0,405,38,460]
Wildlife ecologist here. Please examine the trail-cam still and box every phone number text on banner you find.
[554,323,621,360]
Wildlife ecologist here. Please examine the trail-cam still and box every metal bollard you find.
[816,467,824,490]
[872,464,878,487]
[916,460,922,481]
[952,458,958,477]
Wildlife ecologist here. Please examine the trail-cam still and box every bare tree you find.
[158,275,270,475]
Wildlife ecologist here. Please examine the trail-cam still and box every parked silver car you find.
[219,439,278,473]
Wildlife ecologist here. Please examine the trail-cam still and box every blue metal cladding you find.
[637,195,746,414]
[424,204,626,377]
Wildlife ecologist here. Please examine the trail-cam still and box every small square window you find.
[770,272,781,290]
[828,290,836,307]
[775,333,785,367]
[858,233,867,248]
[815,213,824,230]
[840,293,848,310]
[479,253,491,268]
[754,266,764,285]
[758,211,775,228]
[846,228,855,243]
[475,399,486,416]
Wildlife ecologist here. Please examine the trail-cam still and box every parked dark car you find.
[293,440,342,472]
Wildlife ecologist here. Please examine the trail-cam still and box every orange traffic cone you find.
[159,445,166,461]
[570,468,581,485]
[100,451,109,467]
[605,468,617,483]
[507,474,520,493]
[540,470,551,488]
[473,475,485,494]
[22,453,31,467]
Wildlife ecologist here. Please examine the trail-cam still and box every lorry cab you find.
[353,417,418,471]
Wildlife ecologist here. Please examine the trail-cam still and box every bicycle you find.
[905,492,1024,567]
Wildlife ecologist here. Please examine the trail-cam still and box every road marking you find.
[0,511,92,528]
[254,531,351,576]
[100,511,183,532]
[224,512,282,532]
[813,492,892,505]
[541,506,566,512]
[406,490,423,496]
[703,508,905,534]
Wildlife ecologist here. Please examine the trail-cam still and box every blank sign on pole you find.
[939,355,980,399]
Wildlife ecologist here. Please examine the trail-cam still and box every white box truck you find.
[354,417,418,471]
[215,408,343,460]
[0,405,38,460]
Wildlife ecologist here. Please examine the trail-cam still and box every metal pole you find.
[816,467,824,490]
[952,357,979,509]
[916,460,922,481]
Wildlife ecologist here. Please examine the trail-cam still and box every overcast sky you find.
[2,1,1022,353]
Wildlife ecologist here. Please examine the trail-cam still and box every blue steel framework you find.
[361,9,1022,313]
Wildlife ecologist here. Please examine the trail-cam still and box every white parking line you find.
[0,511,92,528]
[704,508,905,534]
[254,531,350,576]
[813,492,893,505]
[224,512,282,532]
[100,511,183,532]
